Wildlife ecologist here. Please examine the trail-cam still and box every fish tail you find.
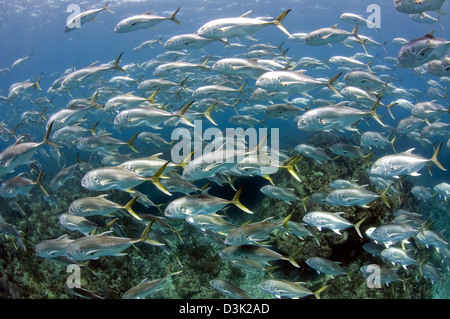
[177,151,195,169]
[33,73,42,91]
[385,101,397,120]
[262,174,274,185]
[363,152,374,167]
[149,161,172,196]
[139,223,155,242]
[380,185,392,208]
[286,255,300,268]
[90,91,104,110]
[390,135,397,152]
[42,121,63,150]
[104,1,114,14]
[429,143,446,173]
[300,195,310,212]
[272,9,293,39]
[314,285,329,299]
[351,24,368,54]
[353,216,367,238]
[36,170,49,196]
[325,72,342,97]
[200,56,211,71]
[169,7,181,25]
[176,101,195,127]
[231,186,253,214]
[127,132,140,153]
[281,210,294,232]
[283,154,302,182]
[89,121,99,135]
[112,52,126,72]
[203,103,217,126]
[238,81,247,98]
[147,88,159,103]
[123,196,142,220]
[179,78,189,93]
[174,228,184,243]
[369,97,385,127]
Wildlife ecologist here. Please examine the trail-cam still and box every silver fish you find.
[303,211,366,238]
[210,279,251,299]
[397,32,450,69]
[114,8,181,33]
[259,279,327,299]
[122,270,182,299]
[65,1,114,33]
[306,257,346,278]
[368,144,446,178]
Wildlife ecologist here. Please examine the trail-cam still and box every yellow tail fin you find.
[231,186,253,214]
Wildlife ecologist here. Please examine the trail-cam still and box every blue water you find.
[0,0,449,299]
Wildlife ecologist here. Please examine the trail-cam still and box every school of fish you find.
[0,0,450,299]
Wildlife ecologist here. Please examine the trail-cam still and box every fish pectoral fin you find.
[332,229,343,235]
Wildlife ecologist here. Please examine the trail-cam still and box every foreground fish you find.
[380,247,418,269]
[185,214,237,235]
[394,0,446,15]
[325,187,388,208]
[77,133,140,154]
[256,70,342,98]
[224,211,293,245]
[304,24,365,52]
[368,143,446,178]
[297,99,384,133]
[65,221,161,260]
[65,1,114,33]
[260,185,299,203]
[0,217,25,250]
[164,186,253,219]
[81,162,171,196]
[35,234,75,258]
[397,32,450,69]
[210,279,251,299]
[306,257,346,278]
[0,171,47,198]
[219,244,300,268]
[122,270,182,299]
[114,8,181,33]
[0,122,59,177]
[196,10,293,40]
[68,195,141,220]
[365,223,419,247]
[303,211,366,238]
[59,213,98,236]
[360,264,402,286]
[294,144,331,163]
[259,279,328,299]
[164,33,218,51]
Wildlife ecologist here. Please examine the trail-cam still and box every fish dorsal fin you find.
[56,234,71,240]
[148,152,164,160]
[201,187,212,195]
[335,212,345,215]
[88,61,99,67]
[97,231,114,237]
[403,148,415,155]
[425,31,435,38]
[96,194,109,199]
[331,24,339,29]
[144,11,153,15]
[240,10,252,17]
